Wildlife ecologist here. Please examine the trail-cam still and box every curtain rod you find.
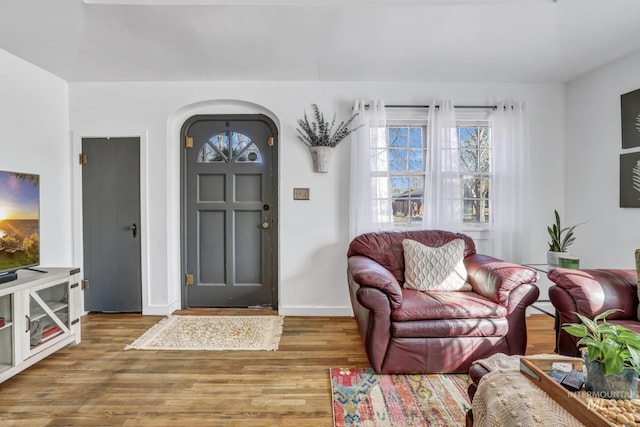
[365,104,507,110]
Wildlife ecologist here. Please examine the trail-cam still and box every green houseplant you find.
[296,104,360,172]
[546,210,583,266]
[562,309,640,398]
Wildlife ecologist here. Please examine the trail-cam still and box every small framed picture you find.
[620,88,640,149]
[620,152,640,207]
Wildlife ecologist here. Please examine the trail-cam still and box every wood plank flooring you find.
[0,312,555,426]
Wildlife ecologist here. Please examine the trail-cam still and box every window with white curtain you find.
[383,108,492,229]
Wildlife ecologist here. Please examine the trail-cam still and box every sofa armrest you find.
[465,253,538,306]
[347,255,403,309]
[547,268,638,320]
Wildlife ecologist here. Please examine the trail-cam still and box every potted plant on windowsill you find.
[546,209,583,266]
[296,104,360,173]
[562,309,640,399]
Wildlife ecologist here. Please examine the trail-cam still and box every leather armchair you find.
[548,268,640,357]
[347,230,539,374]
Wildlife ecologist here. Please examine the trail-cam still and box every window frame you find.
[382,107,492,232]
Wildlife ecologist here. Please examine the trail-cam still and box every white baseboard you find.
[143,301,182,316]
[278,305,354,317]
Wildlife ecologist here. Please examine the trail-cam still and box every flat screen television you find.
[0,170,40,282]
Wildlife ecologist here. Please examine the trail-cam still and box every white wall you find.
[69,80,566,315]
[566,50,640,268]
[0,49,72,270]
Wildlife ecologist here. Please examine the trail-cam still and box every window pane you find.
[463,200,480,222]
[392,198,410,222]
[390,149,408,171]
[481,177,490,198]
[482,199,490,222]
[462,176,480,198]
[479,150,490,172]
[391,176,409,197]
[197,142,225,163]
[459,127,478,149]
[460,150,478,172]
[479,127,490,149]
[389,127,408,147]
[408,149,424,171]
[409,127,423,147]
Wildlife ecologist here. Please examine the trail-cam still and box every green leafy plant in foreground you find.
[562,309,640,376]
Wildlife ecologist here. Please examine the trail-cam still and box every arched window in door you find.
[197,131,262,163]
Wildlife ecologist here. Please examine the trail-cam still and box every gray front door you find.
[81,137,142,312]
[182,115,277,308]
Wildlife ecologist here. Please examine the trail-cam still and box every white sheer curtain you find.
[423,100,464,232]
[349,100,392,240]
[490,101,529,262]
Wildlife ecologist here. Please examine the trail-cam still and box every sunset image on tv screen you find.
[0,171,40,273]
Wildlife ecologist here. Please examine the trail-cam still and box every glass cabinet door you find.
[0,294,13,373]
[26,281,69,355]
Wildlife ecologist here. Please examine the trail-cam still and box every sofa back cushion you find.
[347,230,476,282]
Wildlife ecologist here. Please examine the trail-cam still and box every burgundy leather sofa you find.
[548,268,640,357]
[347,230,539,374]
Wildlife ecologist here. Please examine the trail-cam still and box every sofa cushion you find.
[392,288,507,321]
[392,317,508,338]
[402,238,471,291]
[636,249,640,321]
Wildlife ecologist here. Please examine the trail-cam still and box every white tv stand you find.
[0,267,82,384]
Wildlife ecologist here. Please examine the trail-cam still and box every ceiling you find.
[1,0,640,83]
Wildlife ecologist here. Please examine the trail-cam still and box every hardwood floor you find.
[0,312,555,426]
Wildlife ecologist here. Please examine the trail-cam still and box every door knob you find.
[129,223,137,238]
[262,221,269,229]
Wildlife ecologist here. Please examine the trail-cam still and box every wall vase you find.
[309,146,334,173]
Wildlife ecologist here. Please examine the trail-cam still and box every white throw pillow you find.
[402,238,471,291]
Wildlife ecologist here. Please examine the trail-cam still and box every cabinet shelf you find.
[29,301,68,322]
[0,322,12,332]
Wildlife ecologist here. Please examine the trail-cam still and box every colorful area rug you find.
[330,367,470,427]
[125,315,283,351]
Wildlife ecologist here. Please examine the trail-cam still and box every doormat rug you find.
[125,315,284,351]
[330,367,470,427]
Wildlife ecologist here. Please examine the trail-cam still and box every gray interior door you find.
[183,115,277,308]
[82,137,142,312]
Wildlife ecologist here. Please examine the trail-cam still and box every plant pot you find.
[583,354,639,399]
[547,250,568,266]
[308,146,333,173]
[558,256,580,269]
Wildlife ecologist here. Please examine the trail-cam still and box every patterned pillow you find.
[402,238,471,291]
[636,249,640,321]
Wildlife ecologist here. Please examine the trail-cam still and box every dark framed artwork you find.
[620,152,640,207]
[621,88,640,149]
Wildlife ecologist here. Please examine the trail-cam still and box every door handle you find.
[262,219,269,229]
[129,223,137,238]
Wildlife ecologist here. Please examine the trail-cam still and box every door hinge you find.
[79,153,88,165]
[185,273,194,286]
[81,279,89,290]
[185,136,193,148]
